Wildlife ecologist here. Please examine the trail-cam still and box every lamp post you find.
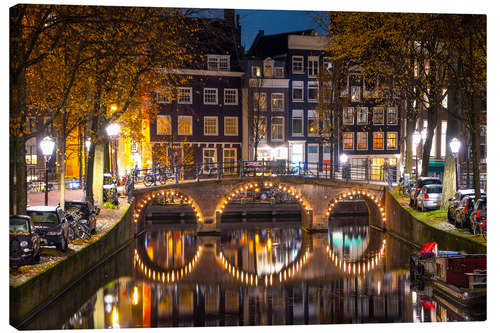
[450,138,461,190]
[106,123,120,181]
[340,153,348,180]
[413,131,422,179]
[40,136,55,206]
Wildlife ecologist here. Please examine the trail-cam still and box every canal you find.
[21,198,486,329]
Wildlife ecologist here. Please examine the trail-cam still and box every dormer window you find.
[206,55,230,71]
[263,58,275,77]
[252,66,261,77]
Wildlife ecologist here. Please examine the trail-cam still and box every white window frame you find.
[307,81,318,103]
[308,56,319,77]
[292,56,304,74]
[343,107,354,125]
[177,87,192,104]
[224,117,238,136]
[271,116,285,142]
[204,116,218,136]
[387,106,398,125]
[274,67,284,78]
[356,132,368,151]
[223,148,237,173]
[253,92,267,111]
[257,116,267,141]
[307,143,320,164]
[292,81,304,102]
[203,88,218,105]
[224,88,238,105]
[202,148,217,173]
[307,110,319,137]
[207,54,230,71]
[292,110,303,137]
[156,115,172,135]
[386,132,398,150]
[343,132,354,150]
[271,93,284,111]
[177,115,192,135]
[373,132,384,150]
[356,107,368,125]
[373,107,385,125]
[155,89,171,104]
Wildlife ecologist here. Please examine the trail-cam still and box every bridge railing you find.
[124,160,398,189]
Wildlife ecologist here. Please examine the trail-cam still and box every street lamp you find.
[413,131,422,178]
[85,138,91,151]
[40,136,55,206]
[340,154,348,180]
[106,123,120,181]
[450,138,461,190]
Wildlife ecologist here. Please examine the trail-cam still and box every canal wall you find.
[10,203,137,328]
[385,190,486,254]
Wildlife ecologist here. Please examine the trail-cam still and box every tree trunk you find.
[85,143,95,204]
[404,118,415,175]
[420,105,438,176]
[440,153,456,210]
[14,137,27,214]
[93,143,104,206]
[471,93,482,200]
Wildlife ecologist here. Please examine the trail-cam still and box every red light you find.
[464,202,468,214]
[477,210,480,218]
[424,194,429,199]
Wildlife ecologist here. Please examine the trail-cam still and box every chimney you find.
[224,9,235,27]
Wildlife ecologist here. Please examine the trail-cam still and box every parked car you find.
[65,200,98,234]
[409,177,442,208]
[9,215,41,266]
[470,198,487,235]
[26,206,70,252]
[416,184,443,211]
[447,189,486,222]
[453,195,478,229]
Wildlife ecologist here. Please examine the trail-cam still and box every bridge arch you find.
[133,189,204,225]
[325,188,386,225]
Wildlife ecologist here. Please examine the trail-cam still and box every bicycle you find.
[65,211,92,241]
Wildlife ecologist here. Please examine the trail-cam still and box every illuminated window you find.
[157,115,171,135]
[343,107,354,125]
[178,116,192,135]
[204,88,218,105]
[440,121,447,158]
[357,107,368,125]
[271,93,284,111]
[373,107,384,125]
[224,117,238,136]
[343,132,354,150]
[308,110,319,136]
[253,92,267,111]
[177,87,192,104]
[252,66,261,77]
[387,132,398,149]
[373,132,384,150]
[257,117,267,141]
[264,63,273,77]
[357,132,368,150]
[351,86,361,102]
[25,142,37,165]
[271,117,284,141]
[204,116,218,136]
[224,89,238,105]
[203,148,216,173]
[292,56,304,73]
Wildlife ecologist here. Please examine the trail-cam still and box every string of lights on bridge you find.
[325,189,386,223]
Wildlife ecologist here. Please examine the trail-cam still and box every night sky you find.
[236,9,328,50]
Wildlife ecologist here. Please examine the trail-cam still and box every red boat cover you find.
[419,242,437,255]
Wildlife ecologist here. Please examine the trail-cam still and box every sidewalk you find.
[28,189,85,207]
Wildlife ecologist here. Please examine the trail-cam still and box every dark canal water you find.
[22,207,486,329]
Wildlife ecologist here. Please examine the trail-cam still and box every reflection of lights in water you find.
[112,306,120,328]
[105,304,112,313]
[132,286,139,305]
[412,291,417,304]
[326,239,386,276]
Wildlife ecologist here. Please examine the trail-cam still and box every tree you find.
[248,76,268,160]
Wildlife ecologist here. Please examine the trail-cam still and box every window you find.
[224,117,238,136]
[373,132,384,150]
[25,142,37,165]
[274,67,284,78]
[343,132,354,150]
[292,56,304,73]
[204,88,218,105]
[357,132,368,150]
[351,86,361,102]
[257,117,267,141]
[292,81,303,101]
[308,56,319,76]
[387,107,398,125]
[253,92,267,111]
[178,116,192,135]
[155,89,171,103]
[387,132,398,149]
[357,107,368,125]
[441,121,447,158]
[157,115,172,135]
[271,117,284,141]
[373,107,384,125]
[177,87,192,104]
[224,89,238,105]
[323,61,332,73]
[343,107,354,125]
[271,93,284,111]
[308,110,319,136]
[204,116,218,136]
[26,117,36,134]
[307,144,319,166]
[264,63,273,77]
[292,110,303,136]
[223,148,237,173]
[252,66,262,77]
[130,141,139,153]
[207,55,230,71]
[308,81,318,102]
[203,148,217,173]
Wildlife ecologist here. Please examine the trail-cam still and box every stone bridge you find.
[132,177,387,231]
